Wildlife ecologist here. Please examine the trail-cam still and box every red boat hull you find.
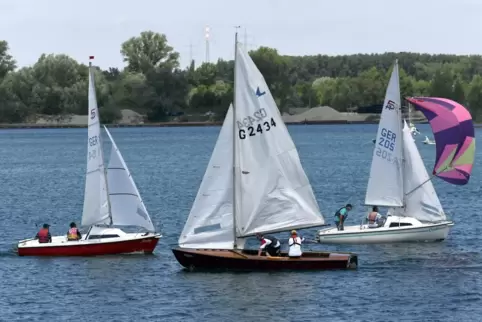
[18,235,160,256]
[172,247,358,271]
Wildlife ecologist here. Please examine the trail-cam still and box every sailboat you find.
[408,104,420,136]
[423,136,436,145]
[172,33,358,270]
[17,57,161,256]
[317,60,471,244]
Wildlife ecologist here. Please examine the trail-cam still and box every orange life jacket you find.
[67,227,79,240]
[368,212,378,223]
[38,228,50,243]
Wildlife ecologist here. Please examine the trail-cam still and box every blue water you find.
[0,124,480,322]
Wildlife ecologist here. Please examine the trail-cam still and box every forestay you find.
[401,121,446,222]
[234,44,324,237]
[365,60,404,207]
[81,62,110,227]
[179,105,235,249]
[104,127,155,232]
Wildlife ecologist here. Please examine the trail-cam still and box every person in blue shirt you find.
[334,204,352,231]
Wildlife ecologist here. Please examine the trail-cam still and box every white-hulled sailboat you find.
[317,60,454,244]
[17,56,161,256]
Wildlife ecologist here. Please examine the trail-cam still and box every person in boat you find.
[366,206,383,228]
[256,233,281,257]
[35,224,52,243]
[288,230,305,258]
[67,222,82,241]
[334,204,352,231]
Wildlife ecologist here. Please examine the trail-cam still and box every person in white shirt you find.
[288,230,305,258]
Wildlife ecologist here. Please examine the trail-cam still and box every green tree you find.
[188,81,232,117]
[121,31,180,74]
[399,68,414,100]
[0,67,36,122]
[144,68,189,121]
[192,63,217,87]
[312,77,336,106]
[466,75,482,120]
[0,40,16,79]
[451,78,466,103]
[428,65,454,97]
[356,67,386,106]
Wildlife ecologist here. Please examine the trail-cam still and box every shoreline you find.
[0,119,430,129]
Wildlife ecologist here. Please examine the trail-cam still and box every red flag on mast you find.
[89,56,94,60]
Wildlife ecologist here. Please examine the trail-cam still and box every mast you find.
[89,57,113,226]
[232,28,240,249]
[396,60,406,208]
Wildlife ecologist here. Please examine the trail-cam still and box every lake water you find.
[0,124,480,322]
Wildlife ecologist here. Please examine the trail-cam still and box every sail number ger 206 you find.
[237,108,277,140]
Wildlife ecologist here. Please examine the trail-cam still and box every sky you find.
[1,0,482,70]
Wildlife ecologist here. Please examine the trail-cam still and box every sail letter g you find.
[239,129,246,140]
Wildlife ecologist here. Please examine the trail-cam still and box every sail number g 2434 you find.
[239,117,277,140]
[236,108,268,129]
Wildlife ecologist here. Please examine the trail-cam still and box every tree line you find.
[1,30,482,124]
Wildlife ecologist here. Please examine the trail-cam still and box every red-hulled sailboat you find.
[172,33,358,271]
[17,57,161,256]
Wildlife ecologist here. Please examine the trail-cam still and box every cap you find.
[291,230,297,235]
[346,203,353,208]
[42,223,50,229]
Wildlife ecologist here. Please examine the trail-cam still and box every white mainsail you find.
[234,44,324,237]
[365,60,404,207]
[81,62,110,227]
[179,105,235,249]
[104,127,156,232]
[179,41,325,248]
[401,121,446,222]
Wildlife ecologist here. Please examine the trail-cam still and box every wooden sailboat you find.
[172,33,358,270]
[17,57,161,256]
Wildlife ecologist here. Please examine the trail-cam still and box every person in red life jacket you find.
[256,233,281,257]
[35,224,52,243]
[67,222,82,241]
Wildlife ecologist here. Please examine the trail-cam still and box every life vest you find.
[334,207,346,218]
[263,235,279,248]
[37,228,49,243]
[290,236,301,246]
[67,227,79,240]
[368,212,378,223]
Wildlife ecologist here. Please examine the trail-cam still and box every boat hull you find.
[172,247,358,271]
[317,221,453,244]
[17,231,161,256]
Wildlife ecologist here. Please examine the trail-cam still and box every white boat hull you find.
[316,216,453,244]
